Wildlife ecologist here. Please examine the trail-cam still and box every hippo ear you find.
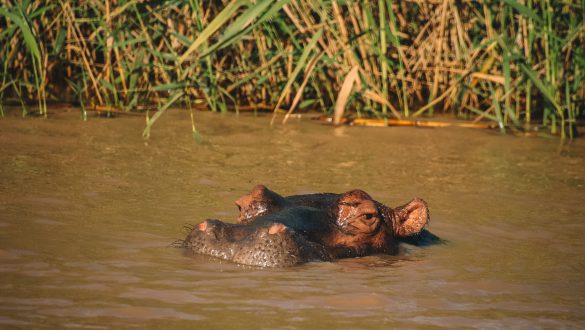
[235,185,272,209]
[393,198,429,237]
[235,185,287,223]
[249,185,286,202]
[250,184,270,198]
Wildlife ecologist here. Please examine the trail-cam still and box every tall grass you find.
[0,0,583,138]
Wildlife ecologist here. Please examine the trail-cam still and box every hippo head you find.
[235,185,289,223]
[332,190,429,240]
[333,190,383,236]
[235,186,430,239]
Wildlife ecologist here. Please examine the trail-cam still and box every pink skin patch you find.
[268,223,287,235]
[197,222,208,231]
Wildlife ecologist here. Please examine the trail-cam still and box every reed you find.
[0,0,583,138]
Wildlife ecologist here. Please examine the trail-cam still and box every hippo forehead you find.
[335,190,380,218]
[338,189,373,204]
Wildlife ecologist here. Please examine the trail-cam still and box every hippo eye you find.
[364,213,374,220]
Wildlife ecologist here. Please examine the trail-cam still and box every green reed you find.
[0,0,582,138]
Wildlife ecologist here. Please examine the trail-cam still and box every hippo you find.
[183,188,432,267]
[235,185,441,246]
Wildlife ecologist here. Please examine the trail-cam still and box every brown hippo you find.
[235,185,440,246]
[183,188,431,267]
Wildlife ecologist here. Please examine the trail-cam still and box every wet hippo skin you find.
[235,185,442,246]
[183,209,334,267]
[183,187,433,267]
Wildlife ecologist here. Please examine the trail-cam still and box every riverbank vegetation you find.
[0,0,583,138]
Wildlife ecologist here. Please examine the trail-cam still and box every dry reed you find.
[0,0,583,138]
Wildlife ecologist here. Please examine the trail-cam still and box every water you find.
[1,109,584,329]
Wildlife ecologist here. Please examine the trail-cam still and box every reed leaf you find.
[202,0,291,57]
[282,52,323,124]
[519,62,561,111]
[334,65,359,125]
[502,0,543,23]
[271,28,323,124]
[0,7,41,63]
[143,90,184,139]
[178,0,247,63]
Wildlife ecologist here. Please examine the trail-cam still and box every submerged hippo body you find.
[183,187,434,267]
[235,185,441,246]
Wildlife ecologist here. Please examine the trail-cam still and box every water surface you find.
[1,109,584,329]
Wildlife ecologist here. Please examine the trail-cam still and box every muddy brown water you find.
[1,109,584,329]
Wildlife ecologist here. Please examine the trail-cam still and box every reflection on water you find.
[1,109,584,328]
